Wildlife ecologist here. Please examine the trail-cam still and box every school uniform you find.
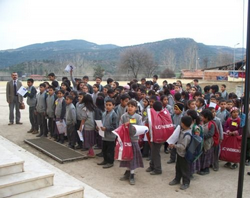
[36,91,47,137]
[119,113,144,170]
[114,104,127,126]
[75,102,85,147]
[102,110,118,164]
[174,128,191,185]
[216,109,229,126]
[91,92,99,105]
[24,85,38,131]
[169,113,183,162]
[82,107,96,149]
[66,103,77,147]
[199,122,215,174]
[46,93,56,137]
[55,97,66,141]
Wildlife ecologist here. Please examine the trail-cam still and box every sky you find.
[0,0,248,50]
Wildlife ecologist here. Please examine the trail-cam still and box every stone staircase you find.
[0,136,108,198]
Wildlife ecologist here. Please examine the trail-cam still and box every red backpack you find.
[208,120,219,146]
[147,108,175,143]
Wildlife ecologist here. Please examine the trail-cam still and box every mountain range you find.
[0,38,245,77]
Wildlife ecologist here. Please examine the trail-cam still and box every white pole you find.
[233,43,240,81]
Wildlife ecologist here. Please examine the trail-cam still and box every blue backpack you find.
[184,132,203,163]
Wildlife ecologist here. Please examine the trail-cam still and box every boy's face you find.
[215,94,220,98]
[221,86,225,92]
[127,104,137,115]
[66,98,73,105]
[141,93,146,99]
[48,88,54,95]
[82,86,88,93]
[61,84,67,90]
[27,81,33,87]
[48,76,55,81]
[210,98,216,103]
[57,92,64,98]
[186,85,190,91]
[149,99,155,108]
[146,84,151,89]
[153,77,157,83]
[174,86,180,93]
[96,78,101,85]
[195,100,201,108]
[105,102,114,112]
[141,79,146,85]
[108,92,115,98]
[39,86,45,92]
[83,78,88,84]
[121,98,129,107]
[93,86,98,93]
[227,102,233,110]
[220,102,227,110]
[181,122,189,130]
[193,81,198,86]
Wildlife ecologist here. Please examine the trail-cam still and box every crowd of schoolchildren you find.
[23,71,249,190]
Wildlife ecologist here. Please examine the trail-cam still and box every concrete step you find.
[0,145,24,176]
[11,186,84,198]
[0,171,54,197]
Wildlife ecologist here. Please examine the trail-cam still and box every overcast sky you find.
[0,0,247,50]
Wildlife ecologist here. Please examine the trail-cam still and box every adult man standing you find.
[6,72,23,125]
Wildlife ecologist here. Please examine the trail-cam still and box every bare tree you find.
[161,49,176,71]
[119,47,155,78]
[216,52,232,66]
[203,57,209,69]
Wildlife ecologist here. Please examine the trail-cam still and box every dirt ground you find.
[0,80,250,198]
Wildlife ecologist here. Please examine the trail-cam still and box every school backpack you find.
[208,120,220,146]
[240,113,246,128]
[94,107,103,120]
[184,133,203,163]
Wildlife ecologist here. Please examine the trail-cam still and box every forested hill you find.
[0,38,245,76]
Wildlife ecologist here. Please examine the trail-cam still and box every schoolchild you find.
[216,99,229,126]
[196,98,205,114]
[35,83,48,137]
[114,94,130,124]
[97,99,118,168]
[221,84,228,99]
[70,90,78,107]
[223,107,241,169]
[161,95,174,115]
[46,86,56,138]
[24,78,38,134]
[54,89,66,143]
[146,101,165,175]
[198,110,215,175]
[79,94,96,157]
[168,103,184,164]
[92,83,100,105]
[119,100,144,185]
[65,95,77,149]
[169,116,193,190]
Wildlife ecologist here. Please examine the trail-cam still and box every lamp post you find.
[233,43,240,81]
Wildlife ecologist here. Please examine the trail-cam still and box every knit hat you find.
[174,103,184,111]
[230,107,239,114]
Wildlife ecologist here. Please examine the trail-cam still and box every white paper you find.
[77,130,84,141]
[167,125,181,144]
[95,120,105,137]
[56,120,66,134]
[133,125,149,136]
[209,102,217,108]
[17,86,28,96]
[64,64,74,72]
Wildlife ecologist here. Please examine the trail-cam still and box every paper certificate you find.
[56,120,67,135]
[95,120,105,137]
[167,125,181,144]
[133,125,149,136]
[64,64,74,72]
[77,130,84,141]
[17,86,28,96]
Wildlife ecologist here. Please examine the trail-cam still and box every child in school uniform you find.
[35,83,48,137]
[114,94,130,124]
[198,109,215,175]
[92,84,100,105]
[142,97,151,157]
[196,98,205,114]
[160,95,174,116]
[97,99,118,168]
[46,86,56,138]
[79,94,96,157]
[119,100,144,185]
[75,92,86,149]
[167,103,184,164]
[54,90,66,143]
[146,101,165,175]
[216,99,229,126]
[24,78,38,134]
[65,95,77,149]
[223,107,242,169]
[169,116,193,190]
